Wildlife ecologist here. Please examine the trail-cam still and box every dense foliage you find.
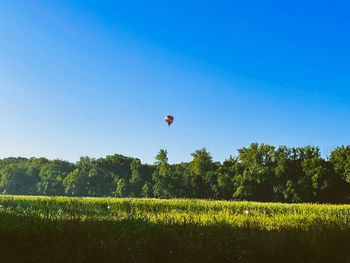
[1,143,350,203]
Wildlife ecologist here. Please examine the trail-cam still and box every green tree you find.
[88,158,116,197]
[63,169,88,196]
[37,160,75,196]
[329,146,350,201]
[0,158,48,195]
[273,146,337,203]
[273,146,304,202]
[129,159,148,197]
[0,163,31,194]
[0,157,28,170]
[184,148,218,199]
[233,143,275,201]
[63,157,93,196]
[330,146,350,183]
[301,147,335,202]
[216,156,237,200]
[141,182,153,198]
[103,154,135,182]
[152,150,177,198]
[114,178,128,197]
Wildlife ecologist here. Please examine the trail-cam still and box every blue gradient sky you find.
[1,1,349,163]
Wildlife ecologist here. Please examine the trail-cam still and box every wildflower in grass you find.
[245,209,249,215]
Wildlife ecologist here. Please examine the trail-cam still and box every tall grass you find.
[0,195,349,262]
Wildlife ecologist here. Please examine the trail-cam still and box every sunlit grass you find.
[0,195,349,262]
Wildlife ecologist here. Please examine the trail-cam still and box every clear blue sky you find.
[1,0,350,163]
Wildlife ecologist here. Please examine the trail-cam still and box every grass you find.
[0,195,349,262]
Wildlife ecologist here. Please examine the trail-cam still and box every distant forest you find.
[1,143,350,203]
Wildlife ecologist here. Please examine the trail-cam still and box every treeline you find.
[1,143,350,203]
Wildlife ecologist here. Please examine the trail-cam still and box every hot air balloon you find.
[165,115,174,127]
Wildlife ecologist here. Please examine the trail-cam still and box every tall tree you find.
[0,163,31,195]
[233,143,275,201]
[88,158,116,197]
[129,159,145,197]
[152,149,177,198]
[141,182,153,198]
[330,146,350,183]
[37,160,75,196]
[114,178,128,197]
[0,158,48,195]
[185,148,218,199]
[330,146,350,201]
[216,156,237,200]
[63,157,93,196]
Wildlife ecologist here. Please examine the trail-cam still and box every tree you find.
[141,182,153,198]
[185,148,218,199]
[129,159,146,197]
[63,169,89,196]
[0,158,48,195]
[37,160,75,196]
[301,147,335,202]
[216,156,237,200]
[114,178,128,197]
[233,143,276,201]
[0,163,31,195]
[63,156,93,196]
[330,146,350,183]
[88,158,116,197]
[0,157,28,170]
[329,146,350,201]
[273,146,338,203]
[273,146,305,202]
[152,150,176,198]
[0,144,348,203]
[103,154,135,182]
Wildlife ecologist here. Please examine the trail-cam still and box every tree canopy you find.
[0,143,349,203]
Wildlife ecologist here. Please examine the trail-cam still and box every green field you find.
[1,195,350,262]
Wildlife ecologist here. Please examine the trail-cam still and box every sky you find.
[0,0,350,164]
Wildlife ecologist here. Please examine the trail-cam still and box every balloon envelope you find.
[165,115,174,126]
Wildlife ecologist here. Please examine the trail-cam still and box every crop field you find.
[0,196,350,263]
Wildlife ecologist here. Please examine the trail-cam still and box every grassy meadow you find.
[0,195,349,262]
